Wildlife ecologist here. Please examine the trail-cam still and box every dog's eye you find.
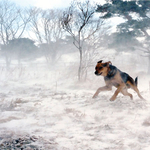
[99,67,102,70]
[95,67,98,70]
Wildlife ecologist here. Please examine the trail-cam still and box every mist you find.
[0,0,150,149]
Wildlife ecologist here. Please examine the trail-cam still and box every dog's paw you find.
[92,95,97,99]
[109,95,117,101]
[109,98,115,101]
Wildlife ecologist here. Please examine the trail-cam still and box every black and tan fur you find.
[93,60,144,101]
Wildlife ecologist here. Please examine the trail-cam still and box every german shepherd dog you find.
[93,60,145,101]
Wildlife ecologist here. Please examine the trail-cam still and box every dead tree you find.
[61,0,104,81]
[29,8,65,66]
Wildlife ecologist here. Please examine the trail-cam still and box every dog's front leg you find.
[93,86,112,98]
[110,85,125,101]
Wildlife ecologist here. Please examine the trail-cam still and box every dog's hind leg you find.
[127,80,145,100]
[93,85,112,98]
[121,88,133,100]
[132,85,145,100]
[127,77,145,100]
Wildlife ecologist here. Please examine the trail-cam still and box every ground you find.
[0,52,150,149]
[0,71,150,150]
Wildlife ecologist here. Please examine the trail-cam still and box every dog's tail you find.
[135,76,138,87]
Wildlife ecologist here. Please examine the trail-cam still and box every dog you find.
[93,60,145,101]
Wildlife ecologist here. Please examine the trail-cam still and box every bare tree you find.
[61,0,104,81]
[0,0,32,69]
[29,8,65,66]
[28,8,43,43]
[82,26,112,80]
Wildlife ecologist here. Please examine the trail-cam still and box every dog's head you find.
[94,60,112,76]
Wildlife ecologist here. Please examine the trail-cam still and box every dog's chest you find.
[104,70,123,87]
[105,77,121,87]
[111,80,121,87]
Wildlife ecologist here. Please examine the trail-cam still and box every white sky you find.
[10,0,104,9]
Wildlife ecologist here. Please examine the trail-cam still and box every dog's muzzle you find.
[95,71,102,76]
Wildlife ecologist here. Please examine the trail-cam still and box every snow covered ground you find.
[0,53,150,150]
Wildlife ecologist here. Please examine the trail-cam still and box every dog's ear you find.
[108,61,112,65]
[97,60,103,63]
[103,61,112,67]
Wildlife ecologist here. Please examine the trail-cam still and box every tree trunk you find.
[148,55,150,74]
[78,48,82,81]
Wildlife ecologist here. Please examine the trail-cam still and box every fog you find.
[0,46,150,149]
[0,0,150,149]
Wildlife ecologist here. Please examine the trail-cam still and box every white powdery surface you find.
[0,79,150,150]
